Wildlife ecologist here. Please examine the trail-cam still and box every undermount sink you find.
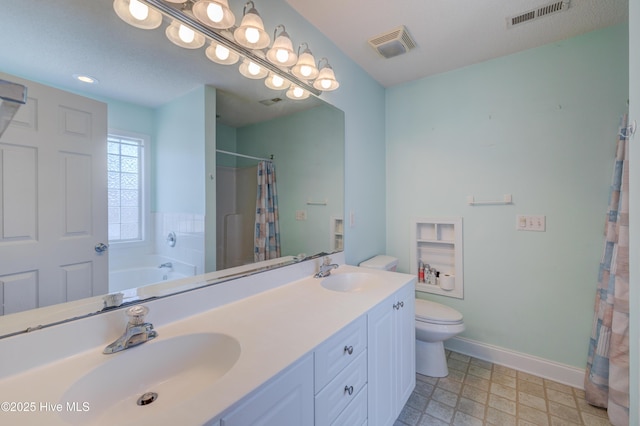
[59,332,240,425]
[321,272,382,293]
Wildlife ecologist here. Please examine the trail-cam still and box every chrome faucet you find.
[314,256,339,278]
[158,262,173,269]
[103,305,158,354]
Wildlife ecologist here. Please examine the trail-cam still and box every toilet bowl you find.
[358,256,465,377]
[415,299,465,377]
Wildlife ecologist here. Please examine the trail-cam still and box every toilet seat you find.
[415,299,463,325]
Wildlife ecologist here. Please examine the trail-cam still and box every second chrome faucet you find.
[314,256,339,278]
[103,305,157,354]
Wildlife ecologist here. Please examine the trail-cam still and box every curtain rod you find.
[216,149,273,162]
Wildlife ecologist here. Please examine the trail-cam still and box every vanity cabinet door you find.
[396,285,416,408]
[220,354,314,426]
[367,284,416,426]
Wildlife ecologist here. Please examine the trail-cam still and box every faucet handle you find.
[323,256,332,266]
[126,305,149,325]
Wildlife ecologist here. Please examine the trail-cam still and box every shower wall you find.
[216,165,257,269]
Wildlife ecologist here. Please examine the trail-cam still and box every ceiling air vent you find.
[508,0,570,28]
[259,97,284,106]
[368,25,416,59]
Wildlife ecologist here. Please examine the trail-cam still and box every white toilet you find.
[415,299,465,377]
[359,255,465,378]
[358,255,399,272]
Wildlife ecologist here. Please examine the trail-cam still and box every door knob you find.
[95,243,109,253]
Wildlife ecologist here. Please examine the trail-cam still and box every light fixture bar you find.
[141,0,321,96]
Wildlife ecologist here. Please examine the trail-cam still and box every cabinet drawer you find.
[331,385,367,426]
[315,350,367,426]
[315,315,367,392]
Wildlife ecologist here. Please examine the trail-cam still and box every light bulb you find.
[320,79,332,89]
[245,27,260,44]
[215,44,230,60]
[207,2,224,22]
[275,49,289,64]
[293,87,304,98]
[270,75,284,88]
[178,25,195,43]
[129,0,149,20]
[248,62,261,76]
[300,65,312,77]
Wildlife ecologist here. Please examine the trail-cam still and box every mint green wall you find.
[155,87,208,214]
[235,104,345,256]
[265,0,388,265]
[628,0,639,421]
[105,99,155,136]
[386,25,629,368]
[216,123,238,167]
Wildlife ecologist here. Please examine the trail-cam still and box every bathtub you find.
[108,255,196,293]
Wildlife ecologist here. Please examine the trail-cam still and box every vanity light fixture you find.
[113,0,162,29]
[286,85,309,100]
[238,58,268,79]
[313,58,339,91]
[233,1,270,50]
[291,43,319,81]
[264,72,290,90]
[192,0,235,29]
[266,25,297,67]
[166,20,206,49]
[113,0,340,99]
[205,40,240,64]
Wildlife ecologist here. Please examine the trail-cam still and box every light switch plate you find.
[516,215,546,232]
[295,210,307,221]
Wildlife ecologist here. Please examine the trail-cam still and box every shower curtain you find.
[584,114,630,426]
[254,160,281,262]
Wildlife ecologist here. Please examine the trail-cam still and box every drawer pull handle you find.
[400,301,404,308]
[393,303,398,310]
[344,385,354,396]
[344,345,354,355]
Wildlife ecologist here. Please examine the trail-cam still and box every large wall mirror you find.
[0,0,344,337]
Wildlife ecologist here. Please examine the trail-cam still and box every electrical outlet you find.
[295,210,307,221]
[516,215,546,232]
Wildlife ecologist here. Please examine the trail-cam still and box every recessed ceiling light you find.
[73,74,99,84]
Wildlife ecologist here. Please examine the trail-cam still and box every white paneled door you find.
[0,73,108,315]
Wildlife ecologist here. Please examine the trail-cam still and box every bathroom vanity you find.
[0,257,416,425]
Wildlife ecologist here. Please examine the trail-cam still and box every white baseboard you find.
[444,336,586,389]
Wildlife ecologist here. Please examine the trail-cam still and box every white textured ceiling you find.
[0,0,629,126]
[286,0,628,88]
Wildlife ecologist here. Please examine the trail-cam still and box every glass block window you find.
[108,134,144,242]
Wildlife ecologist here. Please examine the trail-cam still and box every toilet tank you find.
[358,255,398,272]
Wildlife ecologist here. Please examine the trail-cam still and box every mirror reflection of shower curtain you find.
[254,160,281,261]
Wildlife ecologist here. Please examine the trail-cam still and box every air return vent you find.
[368,25,416,59]
[259,97,284,106]
[508,0,570,28]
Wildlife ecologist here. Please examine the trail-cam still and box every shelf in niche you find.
[331,216,344,251]
[410,217,463,299]
[416,239,455,244]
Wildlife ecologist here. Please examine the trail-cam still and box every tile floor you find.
[394,351,612,426]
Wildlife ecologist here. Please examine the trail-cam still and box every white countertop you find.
[0,264,415,425]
